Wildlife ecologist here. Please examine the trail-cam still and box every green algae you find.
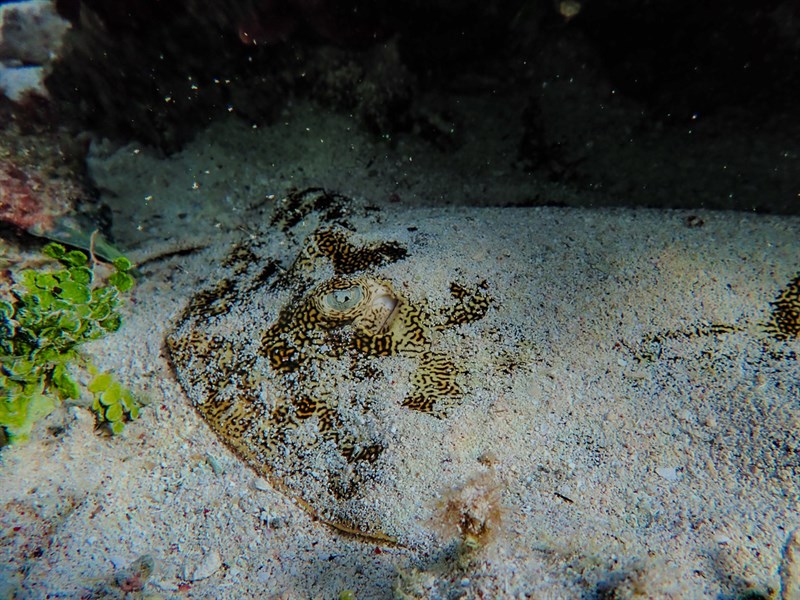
[0,243,139,443]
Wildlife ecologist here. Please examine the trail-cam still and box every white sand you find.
[2,103,799,599]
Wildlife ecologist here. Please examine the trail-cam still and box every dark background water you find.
[4,0,800,217]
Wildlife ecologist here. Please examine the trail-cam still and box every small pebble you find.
[655,466,679,482]
[252,477,270,491]
[205,453,224,475]
[186,550,222,581]
[714,535,732,545]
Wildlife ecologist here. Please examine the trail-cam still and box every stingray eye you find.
[323,285,363,311]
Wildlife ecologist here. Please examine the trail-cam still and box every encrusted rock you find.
[0,1,70,101]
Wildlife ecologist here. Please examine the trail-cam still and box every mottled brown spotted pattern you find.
[627,275,799,366]
[766,273,800,341]
[166,223,492,542]
[295,228,407,275]
[258,230,491,461]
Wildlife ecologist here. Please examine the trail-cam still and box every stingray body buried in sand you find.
[166,189,799,550]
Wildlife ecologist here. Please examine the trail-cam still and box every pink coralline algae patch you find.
[0,158,74,233]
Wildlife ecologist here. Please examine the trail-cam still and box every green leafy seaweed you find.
[0,243,140,444]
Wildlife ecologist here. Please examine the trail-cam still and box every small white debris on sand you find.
[185,550,222,582]
[655,467,680,482]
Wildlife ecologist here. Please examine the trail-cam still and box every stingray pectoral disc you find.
[166,224,495,547]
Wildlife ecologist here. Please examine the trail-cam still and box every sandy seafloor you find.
[1,102,799,599]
